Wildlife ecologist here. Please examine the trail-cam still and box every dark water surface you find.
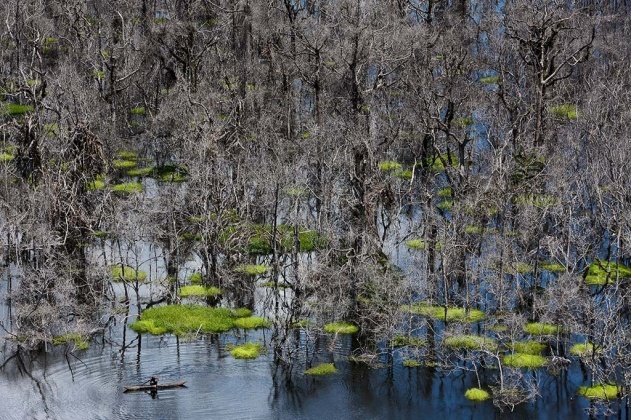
[0,330,602,420]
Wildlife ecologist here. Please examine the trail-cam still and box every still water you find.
[0,327,598,420]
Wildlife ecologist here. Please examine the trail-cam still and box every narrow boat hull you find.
[123,381,186,392]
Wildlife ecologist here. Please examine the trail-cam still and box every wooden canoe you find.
[123,381,186,392]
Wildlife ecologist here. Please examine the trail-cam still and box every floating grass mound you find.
[179,285,222,298]
[585,260,631,286]
[570,342,599,357]
[52,333,89,350]
[513,341,546,355]
[479,75,499,84]
[230,342,264,359]
[578,384,619,400]
[405,239,441,251]
[323,322,359,334]
[523,322,559,335]
[444,335,496,351]
[232,308,253,318]
[86,175,106,191]
[234,264,271,276]
[540,262,566,273]
[130,304,254,335]
[402,359,421,368]
[112,182,143,194]
[189,272,203,284]
[465,387,491,402]
[110,265,147,282]
[225,224,327,256]
[424,152,459,171]
[2,102,34,116]
[503,353,547,369]
[402,303,485,323]
[379,160,402,171]
[391,335,425,348]
[234,316,271,330]
[549,103,579,120]
[305,363,338,376]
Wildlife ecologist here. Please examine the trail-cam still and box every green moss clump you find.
[44,123,59,137]
[110,265,148,282]
[92,231,110,239]
[465,225,483,235]
[230,342,264,359]
[514,194,559,207]
[479,75,499,84]
[305,363,338,376]
[437,200,454,211]
[402,303,485,323]
[570,342,599,357]
[540,262,566,273]
[424,152,459,171]
[549,103,578,120]
[405,239,441,251]
[234,264,271,276]
[179,285,222,298]
[323,322,359,334]
[0,152,14,162]
[230,343,265,359]
[523,322,559,335]
[112,182,143,194]
[130,304,237,335]
[232,308,253,318]
[513,341,546,355]
[116,150,137,160]
[130,106,146,115]
[52,333,89,350]
[503,353,547,368]
[402,359,422,368]
[260,281,290,289]
[189,272,203,284]
[393,169,413,180]
[505,262,534,275]
[86,178,106,190]
[112,159,137,170]
[437,187,452,198]
[3,103,34,116]
[379,161,402,171]
[585,260,631,286]
[455,117,474,127]
[444,335,496,351]
[465,387,491,402]
[234,316,271,330]
[127,167,153,177]
[578,384,619,400]
[391,335,426,348]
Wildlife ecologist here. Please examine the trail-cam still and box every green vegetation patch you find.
[179,285,222,298]
[234,316,271,330]
[513,341,546,355]
[52,333,89,350]
[444,335,496,351]
[540,262,566,273]
[236,224,327,256]
[152,164,188,183]
[112,159,138,170]
[0,152,15,162]
[465,387,491,402]
[44,123,59,137]
[524,322,559,335]
[130,304,237,335]
[455,117,474,127]
[230,342,264,359]
[549,103,579,120]
[585,260,631,286]
[86,177,106,190]
[260,281,290,289]
[570,342,599,357]
[402,303,485,323]
[323,322,359,334]
[437,200,454,211]
[130,106,146,115]
[405,239,441,251]
[393,169,413,180]
[234,264,271,276]
[503,353,547,368]
[110,265,147,282]
[424,152,459,172]
[479,75,499,84]
[514,194,559,207]
[232,308,253,318]
[116,150,138,160]
[465,225,484,235]
[379,160,403,171]
[578,384,619,400]
[2,103,34,116]
[437,187,452,198]
[127,167,154,177]
[189,272,203,284]
[112,182,143,194]
[505,262,534,275]
[305,363,338,376]
[392,335,426,348]
[402,359,422,368]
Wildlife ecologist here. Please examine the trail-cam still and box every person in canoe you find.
[149,376,158,389]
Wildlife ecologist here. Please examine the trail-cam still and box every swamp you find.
[2,1,631,419]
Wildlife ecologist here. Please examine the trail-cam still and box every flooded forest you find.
[1,0,631,418]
